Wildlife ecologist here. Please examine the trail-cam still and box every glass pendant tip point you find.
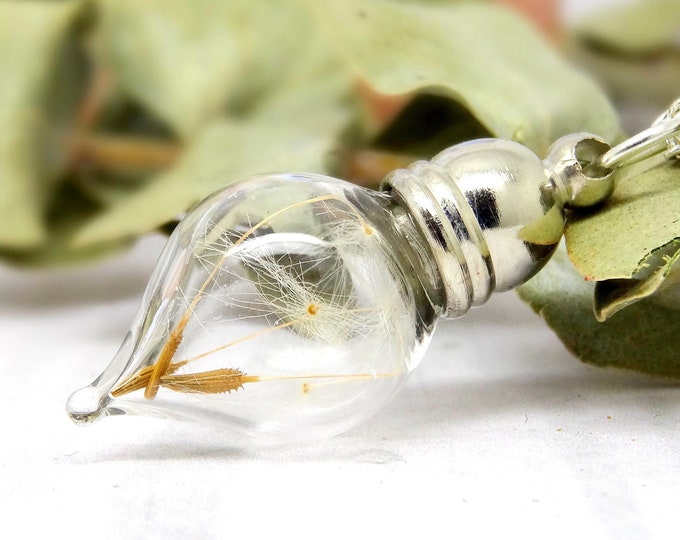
[66,386,107,426]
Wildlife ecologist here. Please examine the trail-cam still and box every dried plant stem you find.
[111,360,188,397]
[74,65,115,130]
[66,66,181,177]
[144,324,187,399]
[66,134,181,172]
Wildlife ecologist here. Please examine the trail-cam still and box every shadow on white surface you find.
[62,346,678,464]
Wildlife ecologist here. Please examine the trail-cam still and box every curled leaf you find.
[593,240,680,321]
[313,0,619,155]
[565,158,680,318]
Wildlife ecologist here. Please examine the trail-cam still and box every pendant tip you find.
[66,385,108,426]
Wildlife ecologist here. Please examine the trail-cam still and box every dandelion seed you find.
[160,368,260,395]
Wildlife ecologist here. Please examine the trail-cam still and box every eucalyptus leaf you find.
[312,0,619,156]
[1,182,133,267]
[570,0,680,107]
[72,22,352,247]
[575,0,680,54]
[96,0,313,138]
[565,158,680,317]
[566,159,680,280]
[518,248,680,379]
[593,242,680,321]
[0,0,84,249]
[569,48,680,110]
[72,111,349,246]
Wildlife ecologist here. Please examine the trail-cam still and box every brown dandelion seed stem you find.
[155,369,398,394]
[114,319,297,398]
[111,360,187,397]
[144,324,186,399]
[160,369,260,395]
[66,134,181,172]
[161,370,398,395]
[115,367,399,397]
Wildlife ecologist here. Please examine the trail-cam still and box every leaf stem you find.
[65,134,182,173]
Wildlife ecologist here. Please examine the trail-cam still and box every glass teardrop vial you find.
[67,173,441,442]
[67,136,614,443]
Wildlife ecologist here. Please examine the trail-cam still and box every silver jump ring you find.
[657,100,680,159]
[596,114,680,170]
[595,98,680,170]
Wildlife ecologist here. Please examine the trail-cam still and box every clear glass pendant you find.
[67,129,642,443]
[67,173,442,442]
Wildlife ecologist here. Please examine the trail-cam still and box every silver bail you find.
[382,135,613,318]
[595,97,680,169]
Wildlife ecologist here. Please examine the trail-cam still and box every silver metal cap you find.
[382,137,607,318]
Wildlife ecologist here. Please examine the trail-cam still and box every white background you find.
[2,1,677,539]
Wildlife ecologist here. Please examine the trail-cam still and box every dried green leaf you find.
[96,0,313,138]
[312,0,619,156]
[570,0,680,107]
[72,25,352,246]
[0,0,84,249]
[565,159,680,317]
[569,48,680,110]
[593,240,680,321]
[518,247,680,379]
[72,117,343,246]
[1,182,133,267]
[566,160,680,280]
[575,0,680,54]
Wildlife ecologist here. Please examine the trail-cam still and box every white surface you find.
[2,234,679,540]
